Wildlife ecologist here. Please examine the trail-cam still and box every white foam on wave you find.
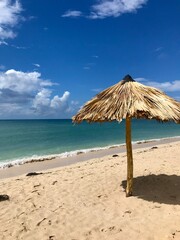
[0,144,123,169]
[0,136,180,169]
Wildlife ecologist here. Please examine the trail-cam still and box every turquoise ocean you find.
[0,119,180,168]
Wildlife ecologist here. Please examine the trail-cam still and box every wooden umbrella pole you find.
[125,116,133,197]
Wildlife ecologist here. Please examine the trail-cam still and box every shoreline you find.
[1,135,180,169]
[0,136,179,179]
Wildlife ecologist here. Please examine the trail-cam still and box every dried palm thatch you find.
[73,75,180,123]
[72,75,180,196]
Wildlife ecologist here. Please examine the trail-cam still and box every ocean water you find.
[0,119,179,167]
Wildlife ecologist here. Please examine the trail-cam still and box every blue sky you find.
[0,0,180,119]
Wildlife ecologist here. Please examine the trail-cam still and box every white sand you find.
[0,141,180,240]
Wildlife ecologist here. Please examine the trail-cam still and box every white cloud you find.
[50,91,70,109]
[0,40,8,45]
[62,10,82,18]
[134,77,146,82]
[62,0,148,19]
[0,69,52,93]
[0,40,27,49]
[0,0,22,40]
[0,27,16,39]
[146,80,180,92]
[135,77,180,92]
[33,63,40,68]
[33,89,51,110]
[32,90,71,116]
[0,69,78,118]
[90,0,148,19]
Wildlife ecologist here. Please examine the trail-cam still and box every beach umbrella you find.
[72,75,180,197]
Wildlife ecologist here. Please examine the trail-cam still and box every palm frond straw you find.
[72,75,180,197]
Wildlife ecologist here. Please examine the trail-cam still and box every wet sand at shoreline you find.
[0,137,179,179]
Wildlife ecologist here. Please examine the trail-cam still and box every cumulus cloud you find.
[62,0,148,19]
[0,69,52,93]
[32,89,51,111]
[0,0,22,40]
[0,69,77,118]
[50,91,70,109]
[62,10,82,18]
[32,89,71,116]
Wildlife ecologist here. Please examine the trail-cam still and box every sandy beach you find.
[0,140,180,240]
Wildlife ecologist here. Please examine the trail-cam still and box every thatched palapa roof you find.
[73,75,180,123]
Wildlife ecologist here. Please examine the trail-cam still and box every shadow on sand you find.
[121,174,180,205]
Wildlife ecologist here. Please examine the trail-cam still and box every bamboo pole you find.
[125,116,133,197]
